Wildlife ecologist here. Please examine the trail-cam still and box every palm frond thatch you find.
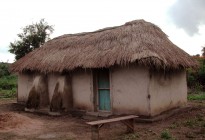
[10,19,198,73]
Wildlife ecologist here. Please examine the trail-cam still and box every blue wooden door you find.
[97,69,111,111]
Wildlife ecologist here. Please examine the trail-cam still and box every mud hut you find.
[10,19,197,116]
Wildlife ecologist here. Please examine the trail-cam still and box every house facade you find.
[17,65,187,116]
[11,20,197,117]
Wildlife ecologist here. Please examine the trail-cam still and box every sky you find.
[0,0,205,62]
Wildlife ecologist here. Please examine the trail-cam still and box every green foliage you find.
[0,88,16,98]
[0,75,17,90]
[0,75,17,98]
[0,62,10,78]
[9,19,54,60]
[161,129,172,139]
[0,63,17,98]
[187,57,205,93]
[202,46,205,57]
[188,93,205,100]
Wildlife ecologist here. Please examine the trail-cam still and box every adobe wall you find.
[48,74,73,111]
[47,73,59,101]
[111,65,150,116]
[71,70,94,111]
[17,68,187,116]
[17,73,34,103]
[149,70,187,116]
[18,71,93,112]
[18,73,55,103]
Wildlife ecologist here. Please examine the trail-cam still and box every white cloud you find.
[168,0,205,36]
[161,23,205,55]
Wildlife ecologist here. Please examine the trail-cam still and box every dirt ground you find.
[0,98,205,140]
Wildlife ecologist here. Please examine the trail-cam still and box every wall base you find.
[135,105,192,123]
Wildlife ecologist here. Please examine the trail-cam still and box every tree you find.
[9,19,54,60]
[0,62,10,78]
[193,54,200,57]
[202,46,205,57]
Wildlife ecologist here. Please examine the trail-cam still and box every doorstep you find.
[86,111,112,117]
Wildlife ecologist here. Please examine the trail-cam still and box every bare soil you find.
[0,98,205,140]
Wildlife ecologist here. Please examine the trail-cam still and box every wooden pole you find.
[91,125,99,140]
[126,119,134,133]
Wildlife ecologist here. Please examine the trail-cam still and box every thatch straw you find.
[10,19,198,73]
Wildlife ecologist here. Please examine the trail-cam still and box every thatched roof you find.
[10,19,198,73]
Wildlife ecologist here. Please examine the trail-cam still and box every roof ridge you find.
[51,19,147,41]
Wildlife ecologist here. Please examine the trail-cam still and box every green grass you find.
[183,115,205,128]
[188,93,205,101]
[161,130,172,139]
[161,129,175,140]
[0,88,16,98]
[0,75,17,98]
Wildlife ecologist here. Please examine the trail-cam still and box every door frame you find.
[92,68,112,113]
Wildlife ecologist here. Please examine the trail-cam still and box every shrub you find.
[0,89,16,98]
[161,129,172,139]
[187,57,205,93]
[0,63,17,98]
[0,62,10,78]
[0,75,17,90]
[0,74,17,98]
